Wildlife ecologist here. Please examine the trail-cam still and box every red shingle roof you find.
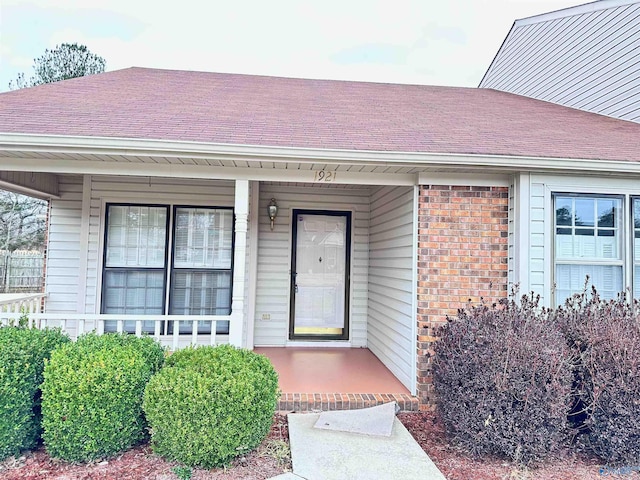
[1,67,639,162]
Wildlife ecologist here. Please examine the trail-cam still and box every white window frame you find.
[552,193,626,304]
[633,197,640,299]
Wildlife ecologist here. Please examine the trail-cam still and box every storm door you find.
[289,210,351,340]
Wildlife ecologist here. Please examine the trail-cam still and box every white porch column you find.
[245,181,260,349]
[229,179,249,347]
[77,175,91,314]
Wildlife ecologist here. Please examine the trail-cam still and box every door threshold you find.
[285,341,352,348]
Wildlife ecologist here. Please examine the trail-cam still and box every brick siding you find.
[416,185,509,410]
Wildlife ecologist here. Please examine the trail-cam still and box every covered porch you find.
[0,151,423,406]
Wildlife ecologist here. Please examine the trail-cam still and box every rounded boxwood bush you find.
[0,326,69,460]
[143,345,279,468]
[433,295,574,465]
[41,333,164,462]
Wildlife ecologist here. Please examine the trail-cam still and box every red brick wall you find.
[416,185,509,410]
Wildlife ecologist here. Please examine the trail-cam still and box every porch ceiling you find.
[0,170,60,199]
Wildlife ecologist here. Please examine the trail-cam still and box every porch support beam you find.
[230,179,249,347]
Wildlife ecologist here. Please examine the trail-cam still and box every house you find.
[480,0,640,123]
[1,67,640,410]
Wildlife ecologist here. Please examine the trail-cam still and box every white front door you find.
[290,210,351,340]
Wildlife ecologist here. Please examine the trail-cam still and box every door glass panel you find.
[293,213,348,337]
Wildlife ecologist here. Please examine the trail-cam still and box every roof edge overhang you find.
[515,0,640,27]
[0,132,639,178]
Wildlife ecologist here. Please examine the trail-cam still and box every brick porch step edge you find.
[278,393,419,412]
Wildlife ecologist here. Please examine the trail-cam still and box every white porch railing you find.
[0,293,46,315]
[0,310,231,351]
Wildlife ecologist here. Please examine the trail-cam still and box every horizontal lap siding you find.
[45,176,82,313]
[368,186,414,390]
[481,2,640,123]
[529,182,547,301]
[85,176,236,314]
[254,185,370,347]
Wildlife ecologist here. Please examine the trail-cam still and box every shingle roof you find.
[1,67,639,162]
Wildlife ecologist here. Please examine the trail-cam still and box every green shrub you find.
[143,345,279,468]
[433,294,574,465]
[555,288,640,465]
[41,333,164,462]
[0,326,69,460]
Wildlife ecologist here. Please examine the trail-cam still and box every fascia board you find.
[0,132,639,176]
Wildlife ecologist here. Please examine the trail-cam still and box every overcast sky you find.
[0,0,584,92]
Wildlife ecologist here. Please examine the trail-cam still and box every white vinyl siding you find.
[529,181,546,301]
[481,1,640,123]
[367,186,414,390]
[45,175,83,313]
[253,185,370,347]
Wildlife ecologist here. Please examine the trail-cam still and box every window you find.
[169,207,233,334]
[102,204,233,334]
[554,195,623,302]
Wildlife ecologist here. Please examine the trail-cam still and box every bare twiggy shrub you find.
[434,294,574,466]
[554,287,640,465]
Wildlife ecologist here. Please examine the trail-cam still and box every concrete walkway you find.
[270,403,446,480]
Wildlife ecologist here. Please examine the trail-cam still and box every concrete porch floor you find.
[254,347,418,412]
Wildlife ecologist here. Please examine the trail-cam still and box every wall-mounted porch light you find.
[267,198,278,230]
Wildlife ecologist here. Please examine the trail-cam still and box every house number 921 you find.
[313,170,336,182]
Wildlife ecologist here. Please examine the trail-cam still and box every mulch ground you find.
[1,412,637,480]
[0,415,291,480]
[398,412,637,480]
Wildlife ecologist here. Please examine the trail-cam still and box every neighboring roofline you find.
[478,20,516,87]
[1,132,639,176]
[479,0,640,86]
[515,0,639,26]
